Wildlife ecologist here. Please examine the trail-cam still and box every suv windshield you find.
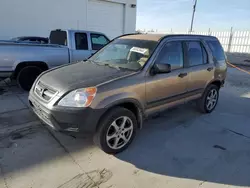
[89,38,158,71]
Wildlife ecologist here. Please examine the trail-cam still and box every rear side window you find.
[186,41,204,66]
[91,34,109,50]
[206,40,225,61]
[75,33,88,50]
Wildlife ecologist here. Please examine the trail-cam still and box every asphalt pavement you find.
[0,67,250,188]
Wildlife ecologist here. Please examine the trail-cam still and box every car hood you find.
[38,61,134,93]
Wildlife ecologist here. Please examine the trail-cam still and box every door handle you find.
[178,73,188,78]
[207,67,214,71]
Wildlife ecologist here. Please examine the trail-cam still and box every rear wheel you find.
[17,66,42,91]
[197,84,219,113]
[94,107,137,154]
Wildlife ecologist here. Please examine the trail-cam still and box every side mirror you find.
[151,63,171,75]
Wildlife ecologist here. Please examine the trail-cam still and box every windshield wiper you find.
[94,62,134,71]
[96,62,120,70]
[104,64,120,70]
[88,59,96,64]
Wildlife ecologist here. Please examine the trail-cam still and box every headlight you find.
[58,87,97,107]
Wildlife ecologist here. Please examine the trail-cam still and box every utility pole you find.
[190,0,197,33]
[227,27,233,52]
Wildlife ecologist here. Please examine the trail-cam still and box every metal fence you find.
[146,29,250,54]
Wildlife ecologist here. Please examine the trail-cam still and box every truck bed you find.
[0,41,69,74]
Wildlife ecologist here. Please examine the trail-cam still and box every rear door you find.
[184,41,214,93]
[71,32,92,62]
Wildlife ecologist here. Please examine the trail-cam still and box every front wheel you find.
[197,85,219,113]
[94,107,137,154]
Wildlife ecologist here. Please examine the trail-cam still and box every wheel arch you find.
[96,99,145,131]
[13,61,48,79]
[207,79,223,89]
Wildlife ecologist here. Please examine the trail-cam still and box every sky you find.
[136,0,250,32]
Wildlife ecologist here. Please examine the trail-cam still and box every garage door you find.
[87,0,125,39]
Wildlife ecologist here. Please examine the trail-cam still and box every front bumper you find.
[28,93,105,134]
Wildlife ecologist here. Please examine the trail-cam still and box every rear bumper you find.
[28,94,105,134]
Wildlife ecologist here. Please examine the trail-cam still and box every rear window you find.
[206,40,225,61]
[49,30,67,46]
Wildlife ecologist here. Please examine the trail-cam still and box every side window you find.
[156,41,183,70]
[186,41,203,66]
[75,33,88,50]
[91,34,109,50]
[206,40,225,61]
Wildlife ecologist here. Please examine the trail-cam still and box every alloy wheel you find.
[206,88,218,111]
[106,116,134,150]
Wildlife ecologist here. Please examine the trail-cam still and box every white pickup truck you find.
[0,29,110,90]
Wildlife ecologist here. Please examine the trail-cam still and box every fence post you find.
[227,27,233,52]
[208,28,211,35]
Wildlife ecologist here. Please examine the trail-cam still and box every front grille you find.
[35,81,57,101]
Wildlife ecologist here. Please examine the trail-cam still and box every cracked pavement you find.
[0,66,250,188]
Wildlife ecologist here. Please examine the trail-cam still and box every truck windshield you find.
[89,38,158,71]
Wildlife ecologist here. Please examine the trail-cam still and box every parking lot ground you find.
[1,67,250,188]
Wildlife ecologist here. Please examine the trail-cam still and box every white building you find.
[0,0,137,39]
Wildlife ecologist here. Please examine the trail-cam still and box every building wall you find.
[0,0,136,39]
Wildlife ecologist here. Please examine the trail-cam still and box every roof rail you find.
[113,32,141,40]
[159,34,217,41]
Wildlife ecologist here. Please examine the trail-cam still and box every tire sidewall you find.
[95,107,137,154]
[17,66,42,91]
[203,85,219,113]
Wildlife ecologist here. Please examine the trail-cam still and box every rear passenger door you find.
[184,41,214,94]
[71,32,92,62]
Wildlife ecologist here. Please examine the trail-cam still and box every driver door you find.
[145,41,189,114]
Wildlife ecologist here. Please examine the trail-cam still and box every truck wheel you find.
[17,66,42,91]
[197,84,219,113]
[94,107,137,154]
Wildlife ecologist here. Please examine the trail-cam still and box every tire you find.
[94,107,137,154]
[197,84,219,113]
[17,66,42,91]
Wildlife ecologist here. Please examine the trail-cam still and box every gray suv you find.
[29,34,227,154]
